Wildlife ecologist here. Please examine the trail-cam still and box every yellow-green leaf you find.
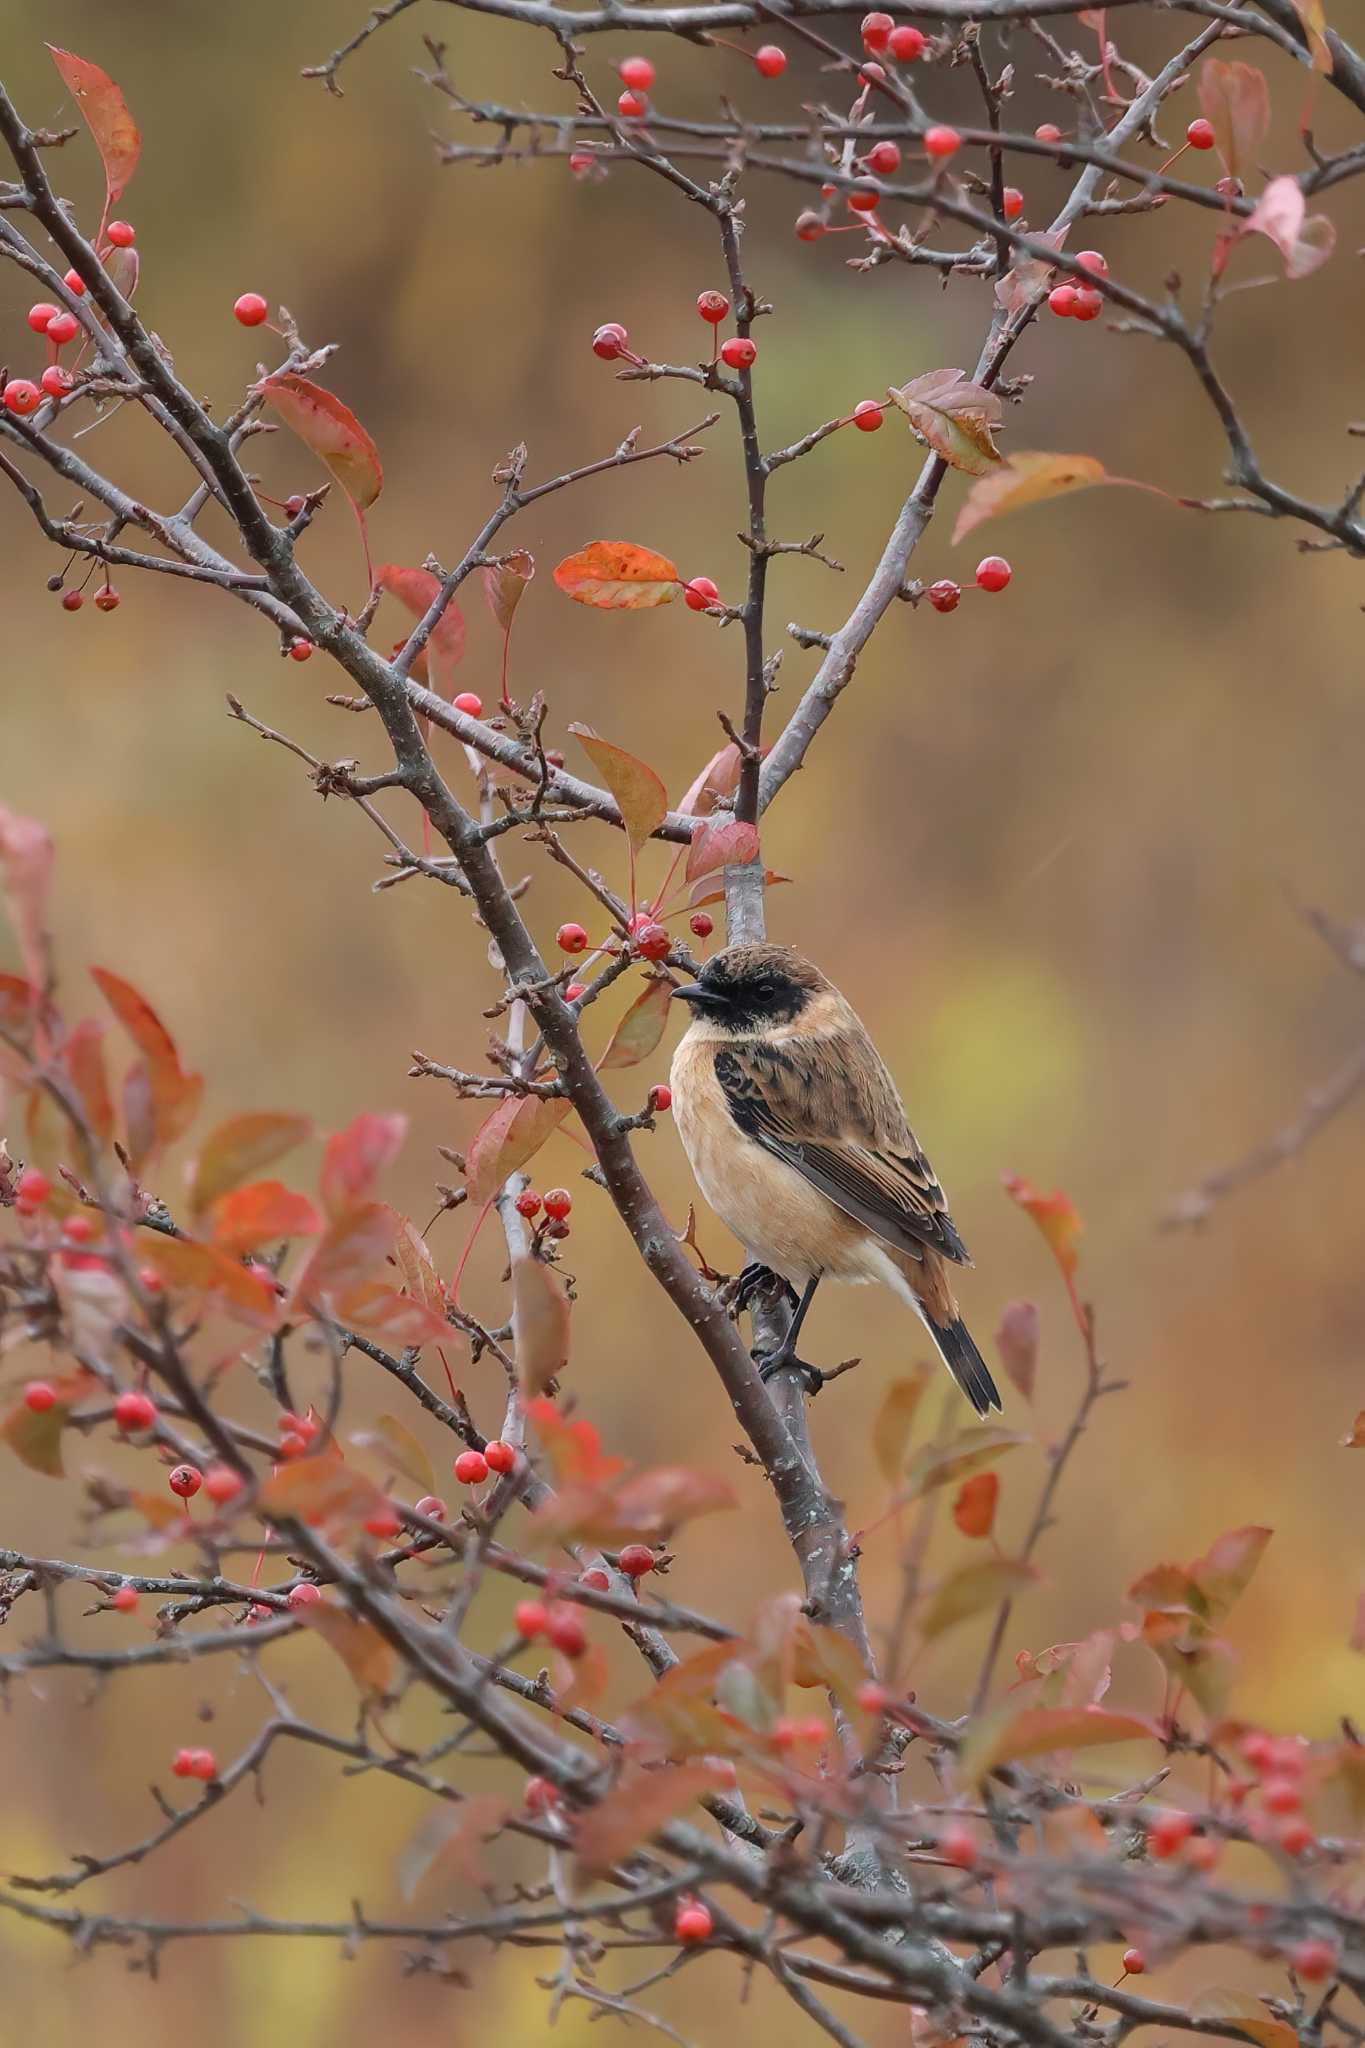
[953,452,1109,545]
[597,977,673,1072]
[960,1704,1156,1784]
[352,1413,437,1497]
[901,1426,1027,1505]
[922,1558,1039,1641]
[568,725,667,853]
[871,1367,933,1485]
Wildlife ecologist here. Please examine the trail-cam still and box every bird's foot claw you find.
[754,1348,825,1397]
[732,1263,798,1317]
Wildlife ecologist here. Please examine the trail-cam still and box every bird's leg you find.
[753,1274,824,1396]
[732,1262,799,1317]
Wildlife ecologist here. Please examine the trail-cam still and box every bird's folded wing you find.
[713,1035,970,1265]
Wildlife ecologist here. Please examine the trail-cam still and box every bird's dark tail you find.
[928,1318,1001,1416]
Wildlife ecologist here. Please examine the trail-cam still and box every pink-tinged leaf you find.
[1190,1524,1273,1626]
[953,452,1109,544]
[1002,1173,1083,1278]
[320,1111,408,1220]
[922,1557,1039,1641]
[597,977,673,1073]
[188,1111,312,1219]
[553,540,679,609]
[258,1439,387,1536]
[1197,59,1271,180]
[259,372,383,512]
[483,548,534,632]
[575,1760,734,1876]
[465,1094,573,1205]
[688,869,789,912]
[376,566,466,693]
[91,966,202,1152]
[0,1369,96,1479]
[679,742,746,818]
[0,806,54,993]
[1343,1409,1365,1448]
[995,228,1068,316]
[568,725,668,853]
[685,818,760,886]
[62,1019,115,1149]
[47,46,140,208]
[352,1413,437,1497]
[962,1704,1156,1783]
[1288,0,1332,70]
[888,368,1005,475]
[871,1367,933,1485]
[393,1215,447,1317]
[291,1201,401,1313]
[995,1299,1039,1401]
[1239,176,1336,279]
[209,1180,323,1255]
[337,1281,452,1349]
[511,1250,572,1395]
[295,1600,397,1698]
[397,1796,509,1902]
[136,1234,280,1328]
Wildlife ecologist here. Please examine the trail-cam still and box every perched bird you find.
[669,943,1000,1413]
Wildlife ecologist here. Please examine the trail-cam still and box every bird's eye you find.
[756,981,775,999]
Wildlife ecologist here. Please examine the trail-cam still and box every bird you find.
[669,942,1000,1414]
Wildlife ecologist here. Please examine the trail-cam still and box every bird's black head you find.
[671,944,826,1034]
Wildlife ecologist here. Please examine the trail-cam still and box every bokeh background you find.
[2,2,1363,2041]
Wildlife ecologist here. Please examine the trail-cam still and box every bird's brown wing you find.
[713,1029,970,1265]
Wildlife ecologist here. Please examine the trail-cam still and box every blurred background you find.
[2,2,1363,2040]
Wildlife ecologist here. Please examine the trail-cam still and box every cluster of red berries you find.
[454,1438,516,1486]
[1048,247,1108,321]
[924,557,1014,612]
[1231,1730,1319,1858]
[514,1185,574,1241]
[171,1747,218,1781]
[773,1713,828,1751]
[513,1597,589,1657]
[860,13,928,59]
[275,1408,322,1460]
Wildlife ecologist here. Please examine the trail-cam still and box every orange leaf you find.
[952,1470,999,1540]
[688,869,789,912]
[568,725,667,853]
[465,1094,572,1205]
[512,1251,572,1395]
[188,1112,313,1219]
[575,1761,733,1876]
[994,1299,1039,1400]
[209,1180,322,1255]
[1287,0,1331,70]
[336,1281,451,1349]
[258,1443,387,1534]
[953,452,1110,545]
[1191,1993,1296,2048]
[376,566,465,692]
[62,1019,114,1149]
[91,966,202,1155]
[0,1369,96,1478]
[47,45,140,208]
[482,549,535,633]
[1002,1173,1083,1278]
[295,1599,397,1697]
[1197,59,1270,181]
[623,1642,754,1761]
[961,1704,1156,1784]
[533,1464,735,1546]
[291,1202,400,1314]
[1342,1409,1365,1448]
[553,540,679,609]
[259,372,383,512]
[525,1397,624,1487]
[320,1111,407,1220]
[685,819,759,885]
[136,1234,279,1327]
[0,806,54,993]
[597,977,673,1072]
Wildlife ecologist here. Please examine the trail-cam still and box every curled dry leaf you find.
[483,549,535,632]
[47,45,140,210]
[393,1215,446,1317]
[376,566,466,692]
[597,977,672,1072]
[686,818,760,885]
[1197,59,1271,181]
[511,1249,572,1395]
[320,1110,408,1220]
[922,1557,1039,1641]
[465,1094,573,1206]
[1236,175,1336,280]
[1002,1173,1083,1279]
[259,373,383,511]
[953,452,1109,545]
[888,369,1005,475]
[995,1299,1039,1400]
[568,725,668,853]
[188,1111,313,1220]
[553,540,679,609]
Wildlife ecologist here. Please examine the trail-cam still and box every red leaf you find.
[136,1234,279,1328]
[962,1704,1156,1782]
[597,977,672,1072]
[291,1202,400,1314]
[258,1442,387,1537]
[685,819,760,885]
[482,549,534,633]
[210,1180,323,1255]
[377,566,466,693]
[1237,175,1336,279]
[91,966,202,1155]
[952,1470,999,1539]
[511,1250,572,1394]
[553,541,679,609]
[525,1397,623,1487]
[259,373,383,512]
[679,742,745,817]
[336,1281,452,1349]
[188,1111,313,1219]
[47,45,140,210]
[0,806,54,993]
[568,725,668,853]
[1002,1174,1083,1278]
[465,1095,573,1205]
[320,1111,407,1220]
[533,1463,736,1545]
[994,1299,1039,1400]
[61,1018,115,1149]
[1197,58,1270,181]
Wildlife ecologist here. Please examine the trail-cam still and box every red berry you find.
[114,1389,157,1432]
[525,1775,559,1813]
[1267,1736,1306,1775]
[1262,1777,1302,1815]
[940,1823,979,1869]
[849,185,880,214]
[288,639,313,662]
[1035,122,1063,143]
[866,140,901,177]
[363,1505,402,1538]
[288,1582,321,1609]
[1072,285,1103,321]
[202,1464,243,1504]
[861,11,894,50]
[579,1568,610,1591]
[696,289,729,323]
[455,1449,489,1485]
[3,380,41,417]
[416,1495,447,1520]
[754,44,787,77]
[924,124,961,161]
[27,302,59,332]
[1186,117,1216,149]
[926,579,961,613]
[684,575,720,611]
[63,269,86,296]
[853,399,883,432]
[617,91,647,118]
[565,983,586,1002]
[546,1604,587,1657]
[106,220,136,248]
[543,1188,573,1221]
[484,1439,516,1475]
[1185,1835,1221,1872]
[15,1167,52,1213]
[557,922,589,954]
[1148,1810,1193,1859]
[65,1215,96,1245]
[635,922,672,962]
[619,55,655,90]
[515,1599,549,1637]
[591,321,629,360]
[649,1084,672,1113]
[795,210,825,241]
[111,1585,139,1612]
[168,1464,202,1499]
[1122,1948,1146,1976]
[61,590,84,612]
[888,24,926,58]
[772,1716,802,1750]
[1292,1939,1337,1983]
[856,1681,888,1713]
[171,1748,197,1778]
[46,311,80,346]
[277,1431,309,1460]
[23,1381,56,1413]
[618,1543,655,1577]
[690,911,714,938]
[720,336,756,369]
[515,1190,542,1219]
[569,150,596,175]
[285,494,306,516]
[1048,283,1079,317]
[188,1748,217,1781]
[233,292,269,326]
[1277,1817,1315,1857]
[1076,248,1109,276]
[1003,186,1024,219]
[975,555,1012,593]
[675,1901,713,1943]
[94,587,121,612]
[453,691,482,715]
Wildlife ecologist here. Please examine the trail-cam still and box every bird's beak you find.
[671,983,720,1009]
